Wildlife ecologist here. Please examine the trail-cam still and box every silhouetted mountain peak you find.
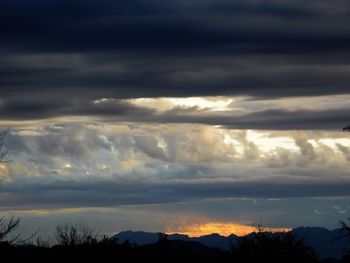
[113,230,161,246]
[200,233,223,238]
[168,233,190,240]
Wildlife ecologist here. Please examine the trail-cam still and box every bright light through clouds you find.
[127,97,234,112]
[64,163,72,169]
[246,131,299,152]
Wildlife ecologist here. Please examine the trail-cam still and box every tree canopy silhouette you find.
[231,226,319,263]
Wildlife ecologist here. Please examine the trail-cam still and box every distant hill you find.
[139,239,229,261]
[113,230,239,251]
[291,227,349,259]
[114,230,161,246]
[113,227,350,259]
[192,233,239,251]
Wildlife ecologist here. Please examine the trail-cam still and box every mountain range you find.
[113,227,350,259]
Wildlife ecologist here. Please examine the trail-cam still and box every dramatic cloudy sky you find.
[0,0,350,237]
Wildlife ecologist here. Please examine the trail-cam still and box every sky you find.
[0,0,350,237]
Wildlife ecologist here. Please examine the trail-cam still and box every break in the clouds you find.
[0,95,350,130]
[0,0,350,235]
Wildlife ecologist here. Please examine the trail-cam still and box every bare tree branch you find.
[55,222,99,246]
[0,216,20,243]
[0,128,10,163]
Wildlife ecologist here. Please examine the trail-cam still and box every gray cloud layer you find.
[3,178,350,209]
[1,123,350,210]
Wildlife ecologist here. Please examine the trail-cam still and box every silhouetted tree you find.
[156,232,170,256]
[340,218,350,239]
[0,128,9,188]
[340,218,350,262]
[0,131,20,247]
[158,232,169,243]
[0,217,20,244]
[55,222,99,246]
[0,128,9,162]
[231,226,319,263]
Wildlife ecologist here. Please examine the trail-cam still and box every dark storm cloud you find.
[125,106,350,130]
[0,0,348,54]
[2,54,350,100]
[135,108,350,130]
[0,98,155,120]
[0,0,323,53]
[1,0,350,109]
[218,108,350,130]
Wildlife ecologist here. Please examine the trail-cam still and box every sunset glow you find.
[167,222,292,237]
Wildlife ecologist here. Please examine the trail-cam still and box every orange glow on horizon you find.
[166,222,291,237]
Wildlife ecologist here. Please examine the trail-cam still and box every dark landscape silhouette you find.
[0,218,350,262]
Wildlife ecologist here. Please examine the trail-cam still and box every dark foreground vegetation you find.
[0,219,350,262]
